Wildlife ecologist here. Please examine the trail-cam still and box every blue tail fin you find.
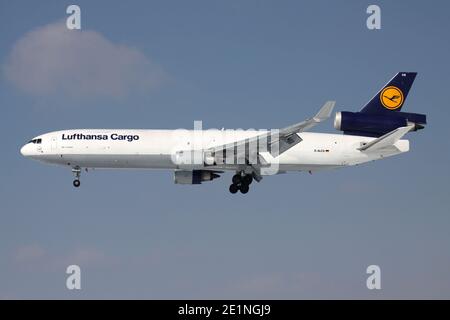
[360,72,417,114]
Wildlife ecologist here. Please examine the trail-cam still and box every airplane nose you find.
[20,144,30,157]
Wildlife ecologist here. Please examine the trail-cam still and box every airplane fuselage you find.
[20,129,409,172]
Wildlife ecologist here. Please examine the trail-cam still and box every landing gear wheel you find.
[243,174,253,185]
[239,183,249,194]
[232,174,242,185]
[229,184,239,194]
[71,166,81,188]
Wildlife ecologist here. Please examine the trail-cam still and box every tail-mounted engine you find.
[334,111,426,137]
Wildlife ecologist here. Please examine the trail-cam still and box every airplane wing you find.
[196,101,336,169]
[205,100,336,160]
[358,124,414,152]
[278,100,335,137]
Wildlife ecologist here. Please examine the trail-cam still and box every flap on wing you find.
[278,133,303,154]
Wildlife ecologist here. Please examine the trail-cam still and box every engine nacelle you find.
[334,111,426,136]
[174,170,221,185]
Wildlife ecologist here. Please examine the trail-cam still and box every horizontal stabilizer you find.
[358,124,414,152]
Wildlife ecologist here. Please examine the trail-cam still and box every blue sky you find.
[1,0,449,298]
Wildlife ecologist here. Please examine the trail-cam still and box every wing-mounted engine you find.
[174,170,222,185]
[334,111,426,137]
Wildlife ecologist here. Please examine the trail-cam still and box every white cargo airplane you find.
[20,73,426,194]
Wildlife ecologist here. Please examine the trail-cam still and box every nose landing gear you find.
[229,172,253,194]
[72,167,81,188]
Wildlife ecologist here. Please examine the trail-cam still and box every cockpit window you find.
[28,139,42,144]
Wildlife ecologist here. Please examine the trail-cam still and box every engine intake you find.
[174,170,221,185]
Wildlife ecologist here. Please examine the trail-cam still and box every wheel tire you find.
[243,174,253,185]
[239,183,249,194]
[229,184,238,194]
[232,174,242,185]
[73,179,81,188]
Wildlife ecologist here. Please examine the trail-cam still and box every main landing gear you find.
[229,172,253,194]
[72,167,81,188]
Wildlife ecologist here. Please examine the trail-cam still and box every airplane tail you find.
[334,72,426,137]
[360,72,417,114]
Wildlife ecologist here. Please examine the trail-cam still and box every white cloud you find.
[57,247,108,268]
[13,244,46,262]
[3,21,167,98]
[12,243,111,268]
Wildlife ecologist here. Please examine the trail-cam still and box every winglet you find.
[279,100,336,137]
[313,101,335,122]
